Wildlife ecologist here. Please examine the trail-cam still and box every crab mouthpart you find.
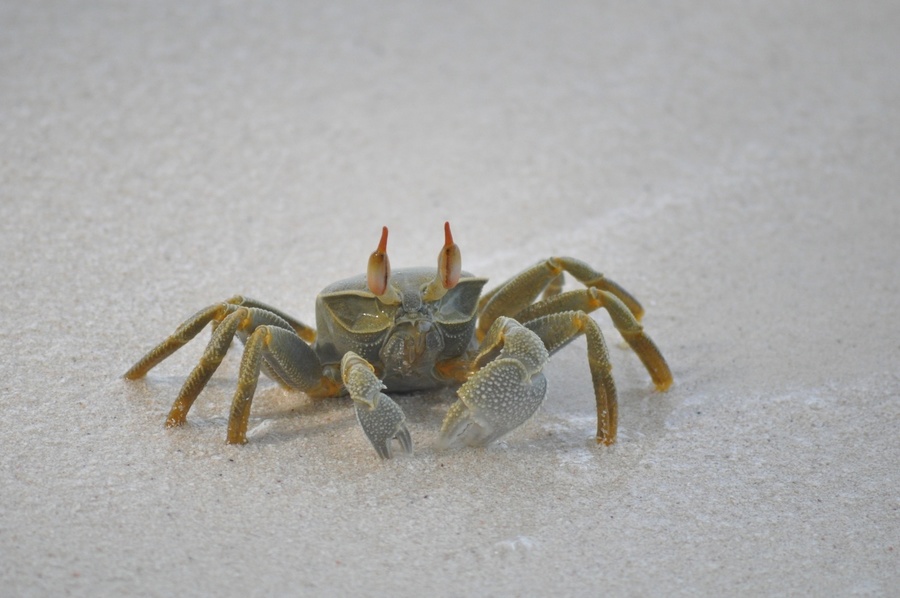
[380,320,442,378]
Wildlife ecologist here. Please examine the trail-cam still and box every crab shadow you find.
[225,383,455,448]
[125,342,677,460]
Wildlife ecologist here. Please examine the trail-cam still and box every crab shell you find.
[314,268,487,391]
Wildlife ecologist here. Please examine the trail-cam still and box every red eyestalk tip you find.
[377,226,388,254]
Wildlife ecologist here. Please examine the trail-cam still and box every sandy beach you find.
[2,2,898,595]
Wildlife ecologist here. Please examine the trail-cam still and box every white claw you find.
[355,393,412,459]
[438,362,547,449]
[438,318,549,450]
[342,351,412,459]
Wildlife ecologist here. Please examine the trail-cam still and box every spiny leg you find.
[341,352,412,459]
[164,306,306,429]
[522,312,615,443]
[476,257,645,339]
[438,317,549,449]
[166,307,249,427]
[124,296,324,439]
[226,325,336,444]
[225,296,316,342]
[516,288,672,391]
[124,302,239,380]
[124,296,315,379]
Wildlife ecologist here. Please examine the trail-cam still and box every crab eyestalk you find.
[367,226,401,303]
[423,222,462,302]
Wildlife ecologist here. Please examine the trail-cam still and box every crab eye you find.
[422,222,463,302]
[438,221,461,289]
[367,226,391,296]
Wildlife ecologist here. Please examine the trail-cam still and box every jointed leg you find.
[476,257,645,339]
[165,306,249,427]
[163,306,320,431]
[475,259,671,444]
[516,288,672,391]
[124,298,331,443]
[523,311,620,444]
[124,302,239,381]
[225,296,316,342]
[226,325,336,444]
[124,296,315,380]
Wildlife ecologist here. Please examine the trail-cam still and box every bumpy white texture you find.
[438,320,550,448]
[342,352,411,458]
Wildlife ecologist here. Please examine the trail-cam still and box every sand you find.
[2,1,898,596]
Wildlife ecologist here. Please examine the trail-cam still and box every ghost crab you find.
[125,223,672,458]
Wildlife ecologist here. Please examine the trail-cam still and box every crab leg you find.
[226,296,316,342]
[516,288,672,391]
[341,352,412,459]
[437,317,549,449]
[124,296,315,379]
[164,306,248,427]
[124,302,239,380]
[521,311,621,444]
[226,325,336,444]
[162,307,304,430]
[476,257,645,338]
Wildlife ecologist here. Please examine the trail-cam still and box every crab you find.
[124,223,672,458]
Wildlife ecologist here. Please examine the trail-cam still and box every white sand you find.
[2,2,898,595]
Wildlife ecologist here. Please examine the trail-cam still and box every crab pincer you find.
[437,317,550,449]
[341,351,412,459]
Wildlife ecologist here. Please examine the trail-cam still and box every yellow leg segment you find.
[226,326,267,444]
[124,303,236,380]
[476,257,645,340]
[125,296,328,443]
[516,288,673,391]
[166,308,251,427]
[524,311,619,444]
[226,325,336,444]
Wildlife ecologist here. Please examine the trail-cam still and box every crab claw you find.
[342,351,413,459]
[367,226,391,296]
[437,318,549,449]
[355,393,413,459]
